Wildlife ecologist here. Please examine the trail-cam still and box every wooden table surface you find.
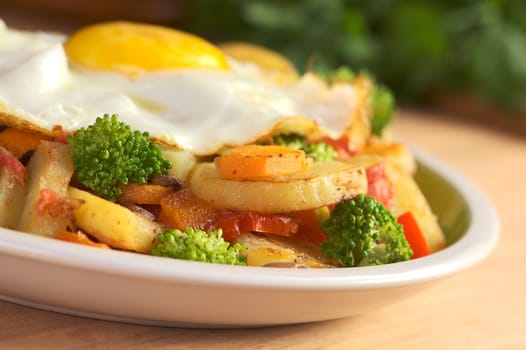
[0,109,524,349]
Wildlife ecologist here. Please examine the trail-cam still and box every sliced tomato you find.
[0,147,26,183]
[36,189,61,217]
[294,221,328,246]
[287,209,319,224]
[208,211,299,242]
[366,162,394,209]
[397,211,430,259]
[287,209,329,246]
[316,135,356,160]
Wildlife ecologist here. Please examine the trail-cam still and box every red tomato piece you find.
[294,221,328,246]
[316,135,356,160]
[366,162,394,209]
[0,148,26,183]
[397,212,430,259]
[208,211,299,242]
[287,209,329,246]
[287,209,319,224]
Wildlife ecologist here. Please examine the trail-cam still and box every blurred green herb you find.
[183,0,526,112]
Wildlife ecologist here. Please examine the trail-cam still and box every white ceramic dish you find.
[0,147,499,328]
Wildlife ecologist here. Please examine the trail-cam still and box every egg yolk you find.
[64,21,229,76]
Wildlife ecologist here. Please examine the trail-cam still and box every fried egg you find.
[0,20,362,155]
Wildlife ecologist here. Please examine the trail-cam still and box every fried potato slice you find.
[17,141,74,237]
[387,164,446,252]
[189,158,371,213]
[0,163,26,228]
[68,187,162,253]
[235,232,336,268]
[362,139,417,175]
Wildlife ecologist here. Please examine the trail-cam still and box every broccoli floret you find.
[272,133,337,162]
[151,228,247,265]
[371,85,395,136]
[321,194,412,267]
[67,114,171,201]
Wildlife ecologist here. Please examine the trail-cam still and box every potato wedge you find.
[17,141,74,237]
[387,164,446,252]
[235,232,336,268]
[160,147,196,181]
[68,187,162,253]
[362,140,417,175]
[0,165,26,228]
[189,158,370,213]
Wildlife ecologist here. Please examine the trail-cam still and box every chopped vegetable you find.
[366,162,394,209]
[158,188,218,230]
[272,133,337,162]
[0,146,26,183]
[397,211,430,259]
[68,186,161,253]
[316,135,354,160]
[152,227,247,265]
[287,208,330,246]
[294,221,329,246]
[55,231,111,249]
[0,127,50,159]
[208,211,299,242]
[67,114,171,201]
[118,183,174,205]
[321,194,412,267]
[215,145,312,180]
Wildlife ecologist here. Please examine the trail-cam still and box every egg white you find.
[0,21,359,155]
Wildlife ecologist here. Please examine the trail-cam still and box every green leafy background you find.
[182,0,526,112]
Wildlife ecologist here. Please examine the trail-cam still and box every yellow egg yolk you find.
[64,21,230,76]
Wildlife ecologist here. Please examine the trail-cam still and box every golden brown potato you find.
[68,187,162,253]
[189,158,371,213]
[0,157,26,228]
[362,139,417,175]
[387,164,446,252]
[235,232,336,268]
[16,141,74,237]
[160,147,196,181]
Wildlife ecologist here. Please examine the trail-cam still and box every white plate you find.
[0,147,499,327]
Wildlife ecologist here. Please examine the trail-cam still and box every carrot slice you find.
[118,183,175,205]
[215,145,312,180]
[0,128,50,159]
[157,188,218,230]
[397,212,430,259]
[55,231,111,249]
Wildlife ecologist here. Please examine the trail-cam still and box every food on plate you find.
[0,20,445,267]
